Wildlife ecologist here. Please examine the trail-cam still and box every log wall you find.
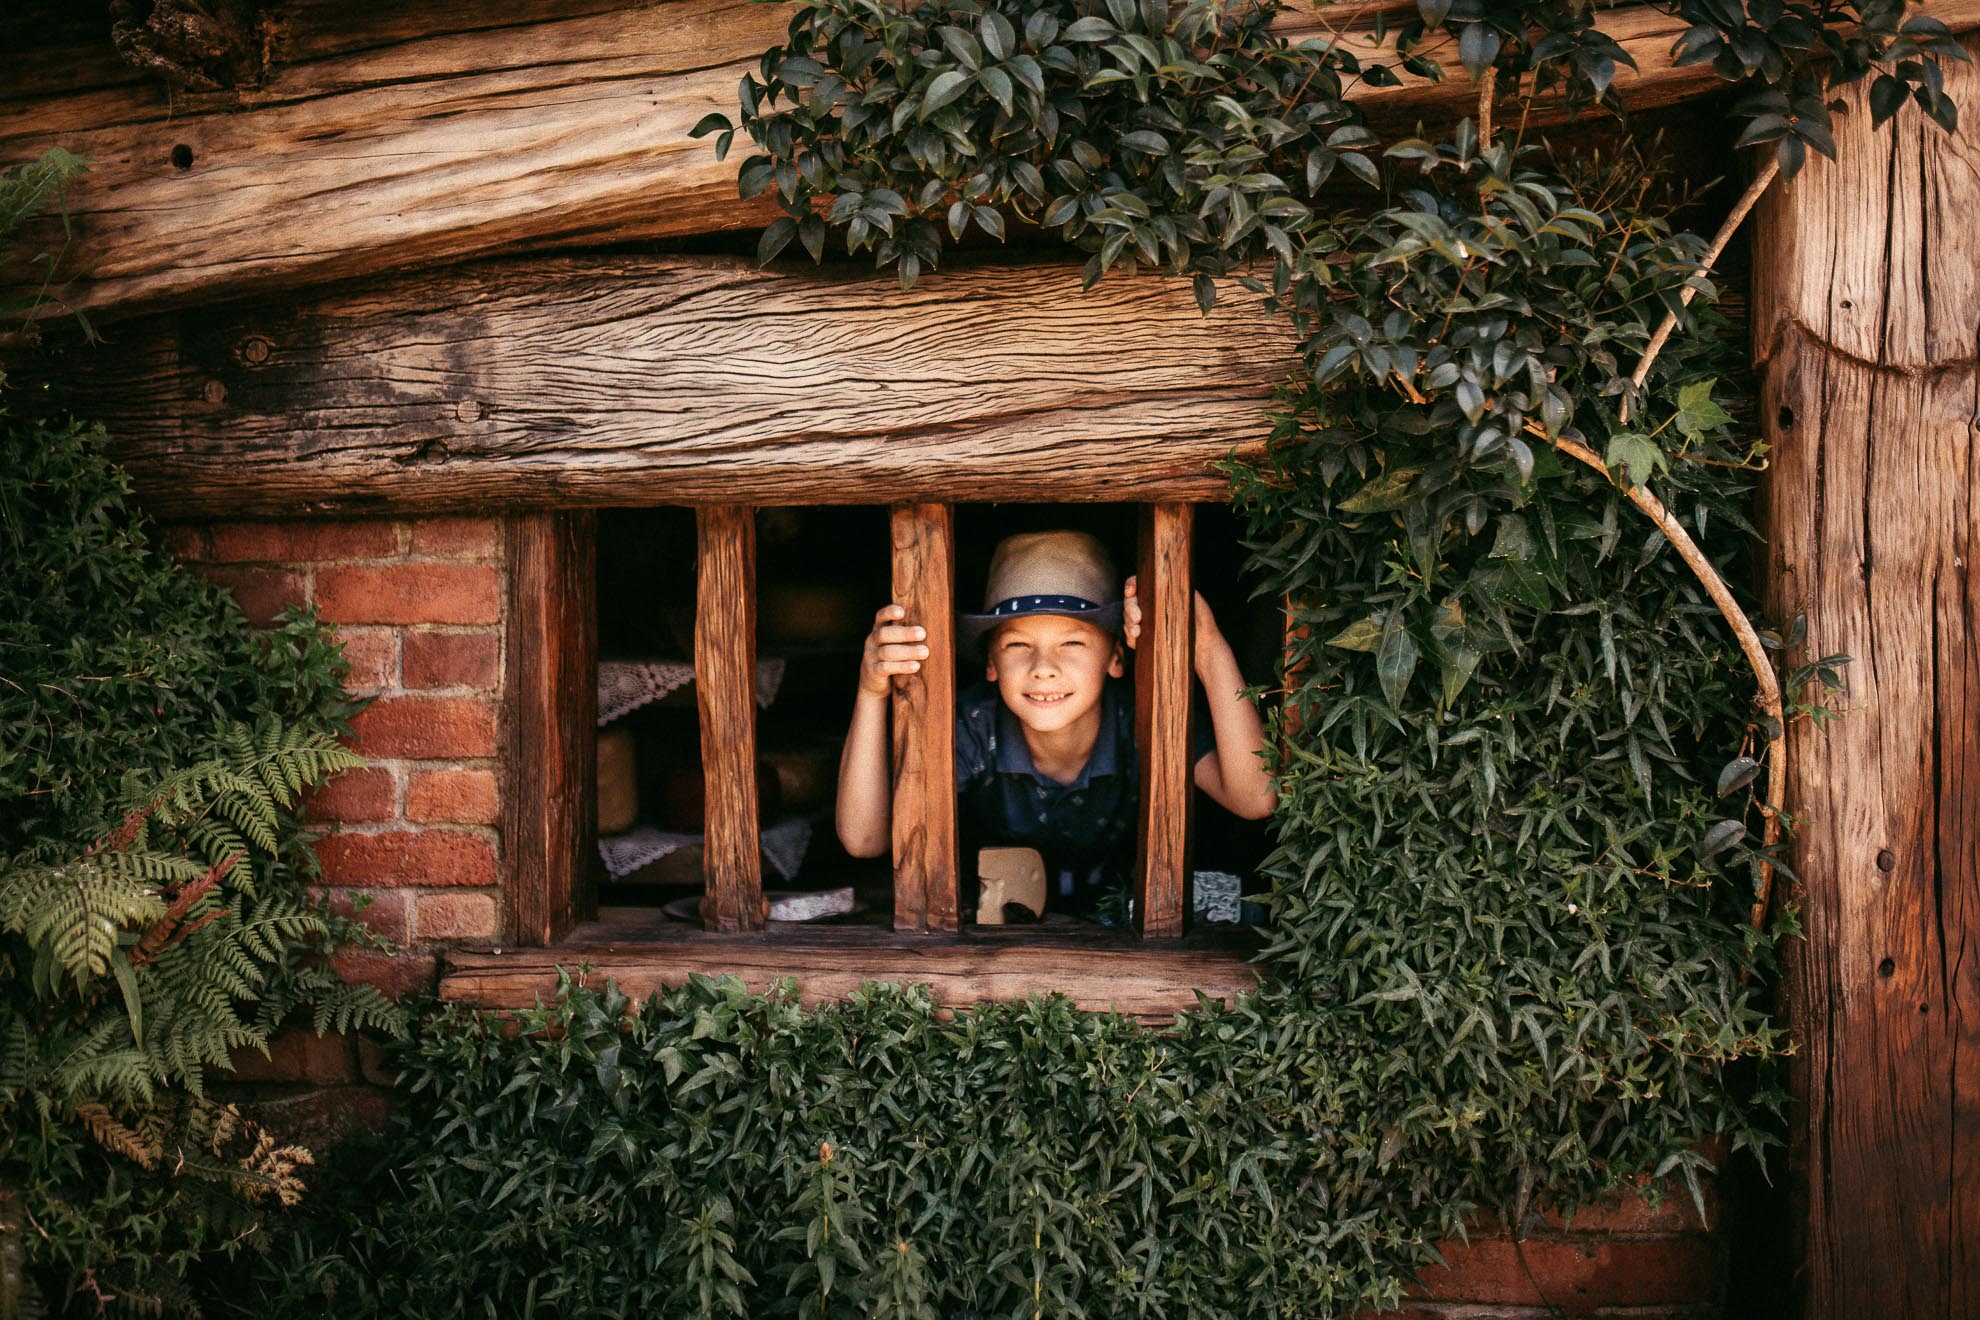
[1755,39,1980,1319]
[46,255,1296,514]
[13,0,1974,325]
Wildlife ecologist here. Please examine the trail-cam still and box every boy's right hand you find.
[858,604,929,697]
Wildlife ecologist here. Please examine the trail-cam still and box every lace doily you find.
[597,658,786,726]
[597,817,813,882]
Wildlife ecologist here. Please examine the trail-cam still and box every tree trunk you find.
[1754,38,1980,1318]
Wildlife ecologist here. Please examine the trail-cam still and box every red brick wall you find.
[174,515,506,994]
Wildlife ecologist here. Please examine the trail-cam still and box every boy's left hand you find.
[1122,576,1220,653]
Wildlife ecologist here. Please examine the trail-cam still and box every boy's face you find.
[984,614,1124,736]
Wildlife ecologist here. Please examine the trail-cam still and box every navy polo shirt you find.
[954,679,1215,888]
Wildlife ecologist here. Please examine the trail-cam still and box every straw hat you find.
[956,531,1124,655]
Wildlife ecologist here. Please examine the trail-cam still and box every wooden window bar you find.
[1135,503,1193,938]
[687,501,1194,938]
[695,506,766,931]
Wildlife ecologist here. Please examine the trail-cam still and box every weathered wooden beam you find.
[437,917,1262,1021]
[13,0,1977,324]
[1135,502,1193,939]
[695,505,766,932]
[890,503,960,932]
[48,255,1295,514]
[1755,36,1980,1318]
[503,510,598,945]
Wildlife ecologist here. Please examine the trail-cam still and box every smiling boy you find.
[835,530,1275,917]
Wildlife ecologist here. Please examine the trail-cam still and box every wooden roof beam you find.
[12,0,1979,325]
[46,254,1297,516]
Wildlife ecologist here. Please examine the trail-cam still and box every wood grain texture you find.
[438,915,1262,1022]
[46,255,1293,516]
[14,0,1978,324]
[890,504,959,932]
[503,511,596,945]
[1754,40,1980,1318]
[1135,503,1193,939]
[695,506,765,932]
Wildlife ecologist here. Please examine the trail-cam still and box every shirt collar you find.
[991,682,1125,788]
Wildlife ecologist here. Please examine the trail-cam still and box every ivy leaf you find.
[1326,614,1384,652]
[1672,380,1733,440]
[1869,74,1908,128]
[1193,273,1217,315]
[1603,431,1665,488]
[1416,0,1451,28]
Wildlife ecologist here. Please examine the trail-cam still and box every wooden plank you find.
[1754,39,1980,1318]
[1135,503,1193,939]
[694,506,764,932]
[437,922,1261,1023]
[502,510,597,945]
[43,256,1293,516]
[14,0,1980,324]
[890,504,959,931]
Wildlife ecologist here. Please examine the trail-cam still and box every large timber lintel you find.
[13,0,1979,326]
[48,254,1297,515]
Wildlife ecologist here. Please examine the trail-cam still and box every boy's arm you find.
[835,604,927,858]
[1124,579,1278,820]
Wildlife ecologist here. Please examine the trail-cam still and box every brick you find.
[196,564,307,626]
[315,830,497,888]
[320,887,413,944]
[407,769,499,824]
[316,563,500,625]
[159,523,208,560]
[329,949,442,1000]
[1547,1187,1713,1235]
[1413,1235,1720,1309]
[416,891,499,942]
[303,767,397,824]
[207,520,399,564]
[334,628,398,690]
[356,1034,399,1087]
[349,695,498,758]
[402,630,500,691]
[225,1029,356,1085]
[410,516,499,559]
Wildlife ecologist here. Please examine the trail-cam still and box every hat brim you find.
[957,600,1124,656]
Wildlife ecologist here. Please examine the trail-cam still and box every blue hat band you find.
[986,595,1101,616]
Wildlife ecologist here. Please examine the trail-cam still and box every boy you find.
[835,530,1275,917]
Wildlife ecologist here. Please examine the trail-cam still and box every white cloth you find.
[597,817,813,882]
[597,658,785,725]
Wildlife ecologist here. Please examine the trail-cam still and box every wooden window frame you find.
[478,498,1253,1021]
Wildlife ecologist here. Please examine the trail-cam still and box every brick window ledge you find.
[439,910,1263,1024]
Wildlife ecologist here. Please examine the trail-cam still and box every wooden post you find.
[503,511,597,945]
[890,504,959,931]
[1135,503,1194,938]
[1755,43,1980,1317]
[695,506,764,932]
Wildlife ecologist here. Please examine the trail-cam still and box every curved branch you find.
[1622,153,1782,420]
[1551,435,1784,931]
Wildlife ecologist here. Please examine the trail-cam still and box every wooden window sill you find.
[439,907,1263,1024]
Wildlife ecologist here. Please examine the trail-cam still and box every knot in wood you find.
[237,335,273,366]
[455,399,483,423]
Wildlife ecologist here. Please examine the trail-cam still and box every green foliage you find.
[0,413,357,863]
[0,153,401,1316]
[695,0,1963,291]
